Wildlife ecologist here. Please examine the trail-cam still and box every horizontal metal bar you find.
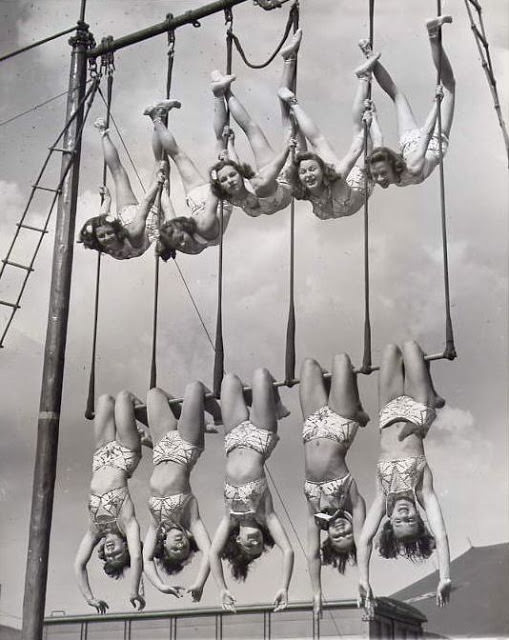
[0,300,20,309]
[32,185,61,194]
[1,259,33,272]
[50,146,76,155]
[17,222,49,233]
[87,0,250,58]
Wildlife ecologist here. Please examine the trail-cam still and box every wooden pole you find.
[21,20,90,640]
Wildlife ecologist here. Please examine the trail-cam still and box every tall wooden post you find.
[21,20,90,640]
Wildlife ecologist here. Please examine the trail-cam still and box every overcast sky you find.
[0,0,508,629]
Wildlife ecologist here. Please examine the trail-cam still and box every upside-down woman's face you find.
[216,165,243,195]
[237,525,263,558]
[298,159,324,192]
[328,516,354,552]
[103,533,128,562]
[95,224,119,249]
[164,527,191,560]
[164,225,192,251]
[369,160,396,188]
[390,499,420,540]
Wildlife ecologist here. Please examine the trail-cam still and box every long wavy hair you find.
[285,152,340,200]
[97,534,130,579]
[221,522,275,582]
[209,159,255,200]
[156,216,199,261]
[320,510,357,575]
[152,523,199,575]
[78,215,127,252]
[366,147,407,181]
[377,515,435,561]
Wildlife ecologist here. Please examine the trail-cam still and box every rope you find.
[434,1,456,360]
[150,22,176,389]
[360,0,375,374]
[85,65,113,420]
[212,8,234,397]
[284,4,300,386]
[463,0,509,167]
[0,25,77,63]
[228,3,298,70]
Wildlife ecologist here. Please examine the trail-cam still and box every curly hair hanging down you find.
[321,537,357,575]
[209,159,256,200]
[152,525,199,575]
[221,523,275,582]
[284,152,340,201]
[156,216,199,261]
[78,215,127,252]
[97,535,131,580]
[365,147,407,182]
[377,517,436,562]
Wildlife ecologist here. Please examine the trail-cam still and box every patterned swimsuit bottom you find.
[224,477,268,522]
[88,485,128,534]
[302,405,359,450]
[224,421,279,459]
[92,440,141,478]
[379,395,436,438]
[152,431,203,469]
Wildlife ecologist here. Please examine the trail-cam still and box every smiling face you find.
[216,164,244,196]
[369,160,396,189]
[327,516,355,552]
[164,527,191,561]
[237,525,263,558]
[102,533,128,562]
[162,224,192,251]
[95,223,119,249]
[297,158,324,192]
[389,498,420,540]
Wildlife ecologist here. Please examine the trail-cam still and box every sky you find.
[0,0,508,630]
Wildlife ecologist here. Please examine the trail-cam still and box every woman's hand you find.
[436,578,452,607]
[87,598,109,615]
[98,185,111,198]
[187,583,204,603]
[220,588,237,613]
[129,594,146,612]
[357,581,374,615]
[313,591,322,619]
[160,585,185,598]
[273,587,288,612]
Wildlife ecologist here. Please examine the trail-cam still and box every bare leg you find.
[402,341,442,408]
[378,344,404,407]
[210,74,230,157]
[114,390,142,452]
[427,17,455,136]
[146,387,179,446]
[249,368,279,434]
[94,118,138,210]
[299,358,328,420]
[94,394,116,447]
[279,28,302,137]
[328,354,369,426]
[277,89,339,167]
[144,103,205,195]
[221,373,250,435]
[176,381,207,448]
[358,41,418,138]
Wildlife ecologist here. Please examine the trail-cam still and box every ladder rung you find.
[50,146,75,155]
[1,259,33,272]
[17,222,49,234]
[32,185,61,194]
[0,300,20,309]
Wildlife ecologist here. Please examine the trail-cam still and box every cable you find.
[0,25,77,63]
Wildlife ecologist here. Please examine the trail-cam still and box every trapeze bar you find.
[86,0,250,58]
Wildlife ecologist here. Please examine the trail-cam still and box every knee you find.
[146,387,164,406]
[252,367,271,388]
[402,339,420,354]
[300,357,321,377]
[116,389,133,404]
[184,380,205,400]
[97,393,115,409]
[332,353,352,370]
[221,372,242,398]
[383,343,401,359]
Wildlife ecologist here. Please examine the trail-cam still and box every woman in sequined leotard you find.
[74,391,148,614]
[299,354,369,618]
[357,341,451,610]
[209,368,294,614]
[143,382,221,603]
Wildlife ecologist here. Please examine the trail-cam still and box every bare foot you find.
[93,117,108,135]
[280,28,302,60]
[426,15,453,37]
[210,70,236,97]
[143,99,181,120]
[205,423,219,434]
[278,87,297,105]
[358,38,373,58]
[355,52,381,79]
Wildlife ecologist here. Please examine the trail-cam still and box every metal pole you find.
[21,20,90,640]
[87,0,249,58]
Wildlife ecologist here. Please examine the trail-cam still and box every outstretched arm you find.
[142,521,185,597]
[99,185,112,216]
[422,466,451,607]
[336,128,366,179]
[305,507,322,619]
[265,493,294,612]
[350,481,367,553]
[209,514,237,612]
[74,529,109,614]
[188,501,212,602]
[124,517,145,611]
[128,165,166,244]
[357,493,385,607]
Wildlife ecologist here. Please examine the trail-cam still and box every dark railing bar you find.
[87,0,250,58]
